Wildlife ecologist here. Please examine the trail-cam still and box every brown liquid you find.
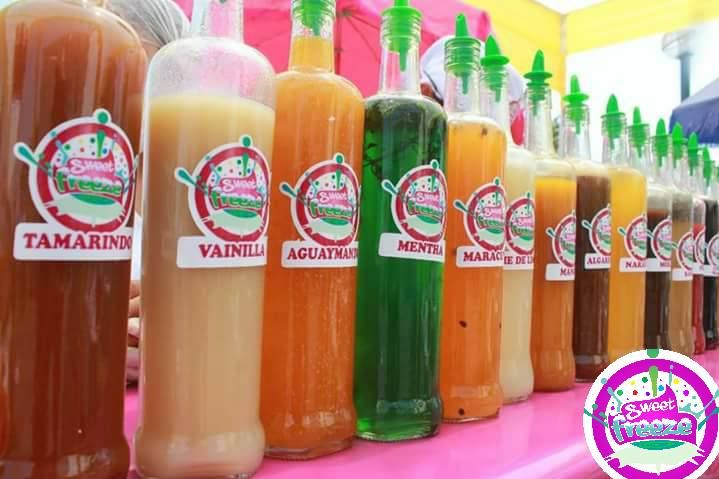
[645,208,671,349]
[0,2,146,478]
[573,173,610,380]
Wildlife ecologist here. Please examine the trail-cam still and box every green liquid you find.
[354,95,447,441]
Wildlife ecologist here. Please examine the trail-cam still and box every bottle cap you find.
[629,107,648,151]
[653,119,670,168]
[292,0,335,35]
[563,75,589,134]
[602,94,624,141]
[702,145,713,185]
[688,132,700,176]
[382,0,422,72]
[445,14,480,95]
[671,123,686,168]
[524,50,552,111]
[480,35,508,101]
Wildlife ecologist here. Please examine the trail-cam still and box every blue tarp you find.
[670,77,719,145]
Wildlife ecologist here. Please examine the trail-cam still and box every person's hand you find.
[127,281,141,383]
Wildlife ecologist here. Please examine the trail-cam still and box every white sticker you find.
[580,205,612,270]
[544,211,576,281]
[453,177,505,268]
[646,216,672,273]
[504,192,535,271]
[617,214,647,273]
[14,223,132,261]
[673,230,695,281]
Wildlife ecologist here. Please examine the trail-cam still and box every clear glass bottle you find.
[710,152,719,350]
[701,145,718,351]
[604,95,647,363]
[562,76,611,381]
[526,51,577,392]
[0,1,146,477]
[261,0,364,459]
[636,109,672,350]
[688,133,707,355]
[354,0,447,441]
[136,0,275,476]
[440,15,504,422]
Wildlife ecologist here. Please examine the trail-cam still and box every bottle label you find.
[175,135,270,269]
[12,109,135,261]
[695,225,707,275]
[618,214,647,272]
[646,216,673,272]
[581,205,611,270]
[279,154,360,268]
[672,230,695,281]
[503,192,535,271]
[379,160,447,263]
[454,177,506,268]
[706,234,719,277]
[545,211,576,281]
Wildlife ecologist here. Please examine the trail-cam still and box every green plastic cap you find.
[524,50,552,110]
[702,146,713,184]
[445,14,480,95]
[629,107,648,150]
[602,94,625,141]
[653,119,670,168]
[382,0,422,72]
[480,35,509,101]
[688,132,700,176]
[292,0,335,36]
[671,123,686,168]
[563,75,589,134]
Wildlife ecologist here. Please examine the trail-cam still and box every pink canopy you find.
[174,0,493,97]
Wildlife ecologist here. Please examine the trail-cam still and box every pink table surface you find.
[125,350,719,479]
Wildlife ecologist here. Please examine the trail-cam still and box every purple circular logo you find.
[584,349,719,479]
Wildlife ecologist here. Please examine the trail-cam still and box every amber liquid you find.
[261,36,364,458]
[0,2,146,478]
[645,208,671,349]
[573,173,610,380]
[441,117,505,421]
[669,195,694,356]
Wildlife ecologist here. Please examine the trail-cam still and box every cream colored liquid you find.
[501,145,536,402]
[136,94,274,478]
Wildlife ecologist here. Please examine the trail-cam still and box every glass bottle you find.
[354,0,447,441]
[562,76,611,381]
[526,51,577,392]
[491,39,537,403]
[440,14,504,422]
[665,123,695,357]
[688,133,707,355]
[261,0,363,459]
[136,0,275,476]
[702,146,719,351]
[0,1,146,477]
[604,95,647,363]
[636,108,672,350]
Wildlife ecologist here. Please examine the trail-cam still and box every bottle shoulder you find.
[276,70,363,100]
[536,155,575,180]
[365,94,447,121]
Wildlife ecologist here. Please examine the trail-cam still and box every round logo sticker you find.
[175,135,270,242]
[381,159,447,243]
[547,211,576,268]
[505,192,535,256]
[695,226,707,267]
[14,109,135,232]
[584,349,719,479]
[583,206,612,257]
[650,217,674,262]
[708,234,719,272]
[677,231,695,272]
[619,215,648,261]
[454,177,506,251]
[280,153,360,247]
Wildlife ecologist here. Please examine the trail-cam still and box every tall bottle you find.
[605,95,647,363]
[703,146,719,350]
[636,108,672,349]
[562,76,611,380]
[355,0,447,441]
[526,52,576,391]
[136,0,275,476]
[492,40,536,403]
[688,133,707,355]
[0,1,146,477]
[439,15,504,422]
[665,123,695,356]
[261,0,363,458]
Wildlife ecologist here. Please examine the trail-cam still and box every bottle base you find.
[443,411,499,423]
[264,437,352,460]
[356,423,439,442]
[503,394,531,405]
[138,473,253,479]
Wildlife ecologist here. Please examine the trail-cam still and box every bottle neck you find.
[602,123,629,167]
[192,0,244,41]
[444,71,480,114]
[672,151,689,188]
[525,88,554,156]
[289,13,335,72]
[379,44,420,94]
[560,105,591,161]
[480,70,510,132]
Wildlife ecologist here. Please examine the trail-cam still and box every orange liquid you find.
[260,36,365,458]
[440,116,505,421]
[531,174,577,391]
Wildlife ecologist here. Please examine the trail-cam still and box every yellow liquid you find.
[501,145,536,402]
[137,94,274,478]
[607,166,647,363]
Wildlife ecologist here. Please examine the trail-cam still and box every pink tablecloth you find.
[125,350,719,479]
